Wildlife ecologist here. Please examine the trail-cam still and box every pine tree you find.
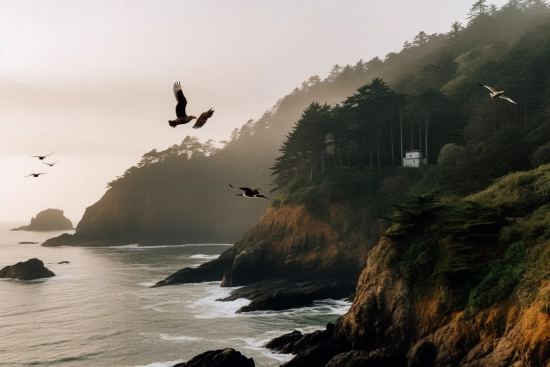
[467,0,489,20]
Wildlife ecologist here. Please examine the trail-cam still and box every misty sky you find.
[1,0,508,223]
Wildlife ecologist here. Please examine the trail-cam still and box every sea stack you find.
[0,258,55,280]
[10,209,73,231]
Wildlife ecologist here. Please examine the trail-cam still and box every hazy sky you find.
[1,0,508,223]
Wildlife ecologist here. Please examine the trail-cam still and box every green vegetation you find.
[381,165,550,316]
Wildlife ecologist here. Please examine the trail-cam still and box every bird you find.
[25,172,49,177]
[30,152,54,160]
[229,183,271,199]
[42,160,59,167]
[478,83,517,105]
[168,81,214,129]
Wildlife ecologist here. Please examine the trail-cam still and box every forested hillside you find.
[45,1,550,246]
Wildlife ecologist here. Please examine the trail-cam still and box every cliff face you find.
[331,237,550,367]
[11,209,73,232]
[269,165,550,366]
[155,202,378,289]
[42,185,267,247]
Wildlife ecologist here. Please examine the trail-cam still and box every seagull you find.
[30,152,54,160]
[42,160,59,167]
[169,81,214,129]
[478,83,517,105]
[229,183,271,199]
[25,172,49,177]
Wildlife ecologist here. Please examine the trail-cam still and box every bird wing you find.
[254,194,271,200]
[25,174,33,177]
[193,108,214,129]
[38,172,48,175]
[499,95,517,105]
[229,183,235,188]
[239,187,252,193]
[173,81,187,118]
[44,152,54,157]
[478,83,497,93]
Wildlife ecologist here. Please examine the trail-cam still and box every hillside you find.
[44,3,550,248]
[266,164,550,366]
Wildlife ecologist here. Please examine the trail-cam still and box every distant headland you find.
[10,209,74,232]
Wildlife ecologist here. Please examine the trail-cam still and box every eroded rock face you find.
[11,209,73,231]
[272,237,550,367]
[154,204,374,290]
[218,279,356,312]
[172,348,254,367]
[0,258,55,280]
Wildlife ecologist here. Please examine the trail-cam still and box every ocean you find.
[0,223,350,367]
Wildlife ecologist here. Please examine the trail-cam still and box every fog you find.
[0,0,508,223]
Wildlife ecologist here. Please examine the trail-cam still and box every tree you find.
[447,21,465,41]
[413,31,429,46]
[467,0,489,21]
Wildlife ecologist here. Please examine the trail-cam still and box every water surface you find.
[0,224,350,367]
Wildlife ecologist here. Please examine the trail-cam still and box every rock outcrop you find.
[172,348,254,367]
[153,203,378,311]
[265,166,550,366]
[11,209,73,231]
[0,258,55,280]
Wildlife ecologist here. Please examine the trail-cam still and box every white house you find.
[403,150,426,168]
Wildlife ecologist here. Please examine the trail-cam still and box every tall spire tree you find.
[467,0,489,21]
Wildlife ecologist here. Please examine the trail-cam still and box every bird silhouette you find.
[168,81,214,129]
[42,160,59,167]
[229,183,270,199]
[478,83,517,105]
[25,172,49,177]
[30,152,54,160]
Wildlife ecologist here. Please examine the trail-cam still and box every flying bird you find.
[42,160,59,167]
[229,183,271,199]
[30,152,54,160]
[25,172,49,177]
[478,83,517,105]
[169,81,214,129]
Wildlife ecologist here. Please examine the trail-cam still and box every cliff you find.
[153,200,382,311]
[11,209,73,232]
[268,164,550,366]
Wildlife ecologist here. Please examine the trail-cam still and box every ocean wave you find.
[189,254,220,260]
[106,243,233,249]
[244,298,352,318]
[160,334,204,342]
[228,335,293,363]
[188,285,250,319]
[134,359,185,367]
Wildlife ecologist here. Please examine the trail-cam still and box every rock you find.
[155,204,375,291]
[326,349,407,367]
[58,261,70,264]
[10,209,73,231]
[266,323,335,354]
[280,345,340,367]
[0,258,55,280]
[152,247,236,287]
[172,348,254,367]
[407,340,436,367]
[264,330,303,351]
[18,241,38,244]
[218,278,356,312]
